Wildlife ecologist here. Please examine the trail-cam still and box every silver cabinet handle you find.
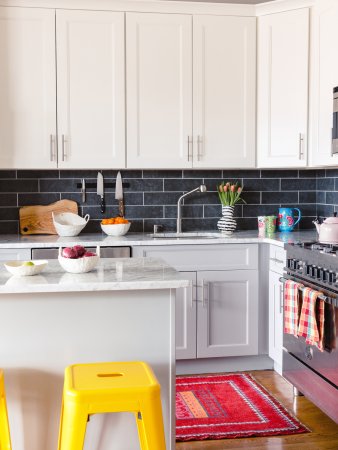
[50,135,56,162]
[187,136,192,162]
[299,133,304,160]
[62,135,67,161]
[279,282,284,314]
[201,280,209,308]
[197,135,202,161]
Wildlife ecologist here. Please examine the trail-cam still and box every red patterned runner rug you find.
[176,373,309,441]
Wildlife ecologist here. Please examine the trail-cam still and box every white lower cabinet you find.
[196,270,258,358]
[268,270,283,368]
[268,246,286,372]
[176,272,197,359]
[132,244,259,360]
[0,249,31,261]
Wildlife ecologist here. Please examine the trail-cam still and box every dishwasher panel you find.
[31,247,131,259]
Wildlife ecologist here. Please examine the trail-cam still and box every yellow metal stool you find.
[0,370,12,450]
[57,361,166,450]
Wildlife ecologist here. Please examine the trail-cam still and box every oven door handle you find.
[279,276,337,306]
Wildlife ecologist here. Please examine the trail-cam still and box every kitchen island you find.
[0,258,188,450]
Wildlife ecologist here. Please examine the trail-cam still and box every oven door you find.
[282,275,338,423]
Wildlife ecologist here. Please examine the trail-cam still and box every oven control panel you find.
[287,258,337,284]
[285,242,338,291]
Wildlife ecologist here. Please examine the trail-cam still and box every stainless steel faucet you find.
[177,185,207,233]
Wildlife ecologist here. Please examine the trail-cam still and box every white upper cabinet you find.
[0,7,56,169]
[309,0,338,166]
[126,13,193,169]
[193,15,256,168]
[257,8,309,168]
[56,10,125,169]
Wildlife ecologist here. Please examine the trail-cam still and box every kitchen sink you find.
[148,232,222,239]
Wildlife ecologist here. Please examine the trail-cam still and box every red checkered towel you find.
[284,279,303,336]
[298,287,325,352]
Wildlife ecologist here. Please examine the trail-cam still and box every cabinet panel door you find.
[0,7,56,169]
[268,270,283,366]
[126,13,192,169]
[0,249,31,261]
[310,1,338,166]
[257,8,309,168]
[197,270,258,358]
[193,15,256,168]
[56,10,125,168]
[176,272,197,360]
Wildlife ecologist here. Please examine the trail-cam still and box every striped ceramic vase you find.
[217,205,237,235]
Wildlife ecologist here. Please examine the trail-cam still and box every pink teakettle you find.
[313,213,338,244]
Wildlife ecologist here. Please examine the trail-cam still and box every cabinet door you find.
[176,272,197,360]
[0,7,56,169]
[0,249,31,261]
[126,13,192,169]
[56,10,125,169]
[257,8,309,168]
[193,15,256,168]
[310,0,338,166]
[268,270,283,367]
[197,270,258,358]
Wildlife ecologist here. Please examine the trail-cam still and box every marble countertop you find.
[0,258,189,294]
[0,230,318,249]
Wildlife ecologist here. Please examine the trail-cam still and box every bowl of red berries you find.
[58,245,100,273]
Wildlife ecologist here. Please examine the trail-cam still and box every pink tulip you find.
[219,185,223,192]
[237,187,242,194]
[230,185,236,192]
[223,185,228,192]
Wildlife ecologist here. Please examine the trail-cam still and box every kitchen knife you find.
[115,171,125,217]
[97,172,105,214]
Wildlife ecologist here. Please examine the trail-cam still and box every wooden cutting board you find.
[19,200,78,235]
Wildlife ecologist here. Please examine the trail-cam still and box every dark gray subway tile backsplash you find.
[0,169,329,235]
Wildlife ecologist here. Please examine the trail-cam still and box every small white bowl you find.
[58,246,100,274]
[4,260,48,277]
[101,222,131,236]
[53,212,90,237]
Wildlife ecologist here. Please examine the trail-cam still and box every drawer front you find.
[269,245,286,274]
[133,244,258,271]
[0,249,31,261]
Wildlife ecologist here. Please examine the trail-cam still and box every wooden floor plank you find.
[175,370,338,450]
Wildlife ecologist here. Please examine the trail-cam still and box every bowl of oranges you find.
[100,217,131,236]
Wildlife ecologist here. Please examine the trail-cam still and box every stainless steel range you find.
[281,241,338,423]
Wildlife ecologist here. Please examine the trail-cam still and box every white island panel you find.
[0,258,186,450]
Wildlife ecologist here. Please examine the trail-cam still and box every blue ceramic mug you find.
[278,207,301,232]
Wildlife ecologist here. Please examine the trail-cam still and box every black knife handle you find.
[100,197,105,214]
[118,200,125,217]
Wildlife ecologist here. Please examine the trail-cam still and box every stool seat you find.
[0,370,12,450]
[58,361,166,450]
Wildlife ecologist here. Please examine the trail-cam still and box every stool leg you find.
[0,396,11,450]
[136,392,166,450]
[57,400,88,450]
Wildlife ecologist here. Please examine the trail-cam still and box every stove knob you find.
[312,265,318,278]
[306,264,313,276]
[322,270,328,282]
[328,271,336,283]
[295,260,300,270]
[287,258,292,269]
[317,267,322,279]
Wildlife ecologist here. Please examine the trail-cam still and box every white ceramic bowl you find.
[101,222,131,236]
[58,246,100,274]
[52,212,90,237]
[4,260,48,277]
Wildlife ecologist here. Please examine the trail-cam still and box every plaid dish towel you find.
[298,287,325,352]
[284,279,303,336]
